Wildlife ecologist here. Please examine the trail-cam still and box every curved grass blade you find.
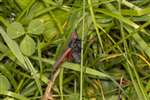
[0,90,29,100]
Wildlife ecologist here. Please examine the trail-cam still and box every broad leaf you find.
[0,74,11,91]
[7,22,25,39]
[20,35,36,56]
[27,19,45,35]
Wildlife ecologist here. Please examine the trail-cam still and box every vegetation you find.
[0,0,150,100]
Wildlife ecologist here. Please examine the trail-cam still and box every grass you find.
[0,0,150,100]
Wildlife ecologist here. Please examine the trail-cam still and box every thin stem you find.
[80,0,85,100]
[88,0,104,53]
[37,38,43,74]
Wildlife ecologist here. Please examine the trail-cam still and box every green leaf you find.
[0,74,11,91]
[20,35,36,56]
[43,20,58,41]
[15,0,31,9]
[7,22,25,39]
[27,19,45,35]
[0,27,28,70]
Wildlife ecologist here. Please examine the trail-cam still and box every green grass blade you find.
[88,0,104,52]
[80,0,85,100]
[59,68,64,100]
[95,9,139,29]
[0,27,28,70]
[0,90,29,100]
[16,0,36,21]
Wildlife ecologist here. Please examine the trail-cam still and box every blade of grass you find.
[37,38,43,74]
[121,0,141,10]
[123,62,144,100]
[15,77,25,93]
[80,0,85,100]
[59,67,64,100]
[33,6,56,18]
[4,63,31,78]
[121,7,150,16]
[130,16,150,22]
[24,57,43,95]
[134,53,150,69]
[88,0,104,53]
[16,0,36,21]
[95,9,139,29]
[0,90,28,100]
